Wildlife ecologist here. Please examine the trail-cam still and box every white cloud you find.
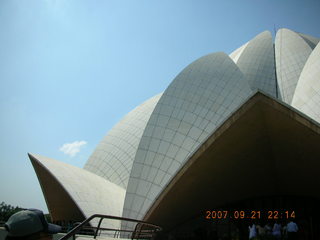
[59,140,87,157]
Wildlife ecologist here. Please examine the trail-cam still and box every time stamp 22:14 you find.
[205,210,296,220]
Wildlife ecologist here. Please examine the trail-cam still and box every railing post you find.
[58,214,162,240]
[94,217,104,239]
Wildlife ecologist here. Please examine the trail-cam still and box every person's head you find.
[4,209,61,240]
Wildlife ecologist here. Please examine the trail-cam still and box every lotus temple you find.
[29,28,320,239]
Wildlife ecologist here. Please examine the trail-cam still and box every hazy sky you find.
[1,0,319,213]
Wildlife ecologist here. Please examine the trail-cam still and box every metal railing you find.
[58,214,162,240]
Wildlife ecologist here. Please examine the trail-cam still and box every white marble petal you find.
[30,154,125,229]
[236,31,277,97]
[292,42,320,122]
[275,28,313,104]
[123,52,253,222]
[84,94,162,189]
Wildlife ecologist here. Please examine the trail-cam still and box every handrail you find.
[58,214,162,240]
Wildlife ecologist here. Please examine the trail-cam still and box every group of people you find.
[249,221,298,240]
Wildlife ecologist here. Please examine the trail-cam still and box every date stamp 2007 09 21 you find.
[205,210,296,220]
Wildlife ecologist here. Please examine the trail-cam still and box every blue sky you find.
[1,0,319,213]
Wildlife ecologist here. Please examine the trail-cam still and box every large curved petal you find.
[236,31,277,97]
[275,28,314,104]
[123,52,253,222]
[292,42,320,122]
[29,153,125,228]
[84,94,162,189]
